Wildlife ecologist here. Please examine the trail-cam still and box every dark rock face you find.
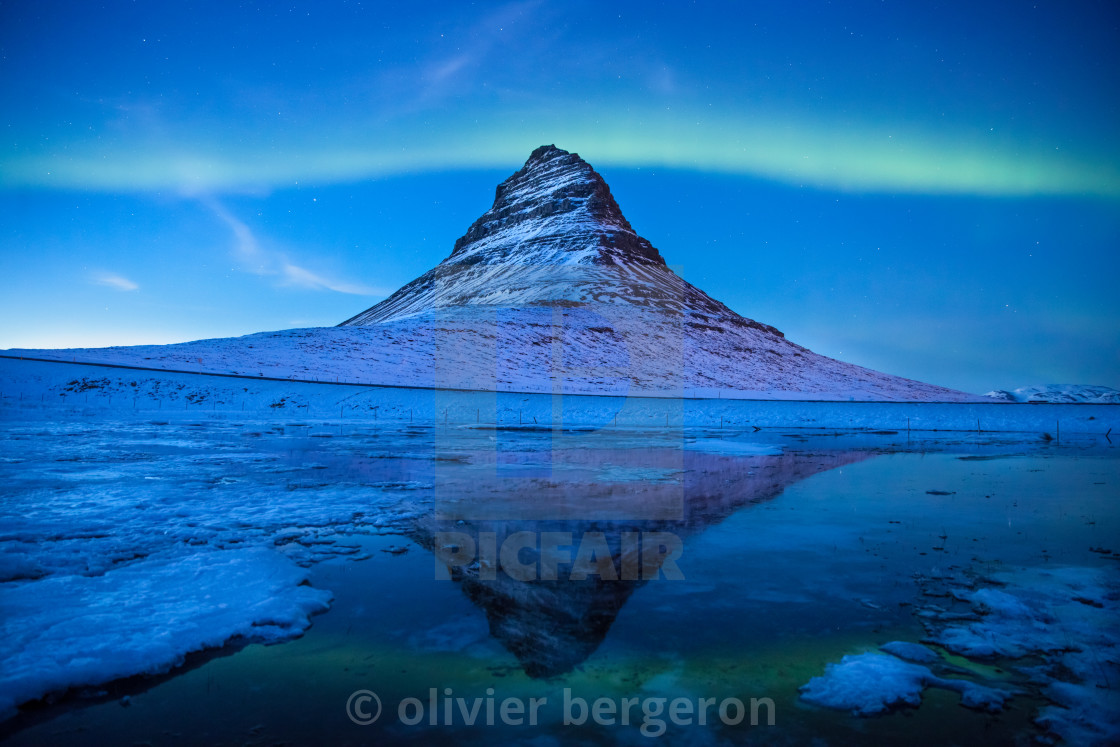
[336,144,975,402]
[449,144,667,267]
[340,144,778,332]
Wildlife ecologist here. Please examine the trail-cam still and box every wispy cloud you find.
[367,0,545,118]
[202,197,266,266]
[92,271,139,291]
[201,197,383,296]
[279,263,380,295]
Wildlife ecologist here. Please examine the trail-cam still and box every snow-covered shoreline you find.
[2,357,1116,434]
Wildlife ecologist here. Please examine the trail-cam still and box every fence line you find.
[1,389,1116,439]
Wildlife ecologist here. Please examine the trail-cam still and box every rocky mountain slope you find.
[337,145,976,401]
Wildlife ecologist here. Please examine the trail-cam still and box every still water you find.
[2,420,1117,745]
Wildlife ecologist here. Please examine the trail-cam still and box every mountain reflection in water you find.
[411,442,870,677]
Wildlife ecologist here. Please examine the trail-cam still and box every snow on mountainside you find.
[340,144,737,324]
[984,385,1120,404]
[337,144,976,401]
[5,145,979,401]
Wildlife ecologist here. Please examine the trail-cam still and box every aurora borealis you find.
[1,0,1117,392]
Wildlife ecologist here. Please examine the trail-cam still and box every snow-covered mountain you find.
[984,385,1120,404]
[336,144,976,401]
[5,145,979,401]
[342,144,750,326]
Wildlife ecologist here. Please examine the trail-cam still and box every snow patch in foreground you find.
[801,564,1120,744]
[924,566,1120,746]
[0,548,331,721]
[798,651,1011,716]
[806,565,1120,744]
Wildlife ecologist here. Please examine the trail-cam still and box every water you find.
[1,418,1117,745]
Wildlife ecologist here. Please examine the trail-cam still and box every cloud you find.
[374,1,545,117]
[426,54,472,86]
[201,197,262,263]
[201,198,383,296]
[279,263,381,295]
[92,272,139,291]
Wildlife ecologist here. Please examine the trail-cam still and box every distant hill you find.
[984,385,1120,404]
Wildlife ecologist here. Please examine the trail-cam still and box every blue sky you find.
[1,0,1117,393]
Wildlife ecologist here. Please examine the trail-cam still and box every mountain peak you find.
[341,145,751,325]
[447,144,665,267]
[526,143,570,162]
[332,147,973,401]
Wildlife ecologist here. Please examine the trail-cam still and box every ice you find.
[879,641,940,664]
[0,414,429,722]
[0,548,331,721]
[969,588,1036,619]
[1037,680,1120,747]
[927,567,1116,660]
[921,566,1120,745]
[947,680,1012,712]
[799,652,1012,716]
[799,653,930,715]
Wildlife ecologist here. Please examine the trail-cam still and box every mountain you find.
[4,145,978,401]
[984,385,1120,404]
[341,144,756,327]
[337,144,975,401]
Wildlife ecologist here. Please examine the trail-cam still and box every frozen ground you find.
[0,549,331,721]
[802,565,1120,744]
[2,357,1117,433]
[0,415,428,722]
[924,566,1120,745]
